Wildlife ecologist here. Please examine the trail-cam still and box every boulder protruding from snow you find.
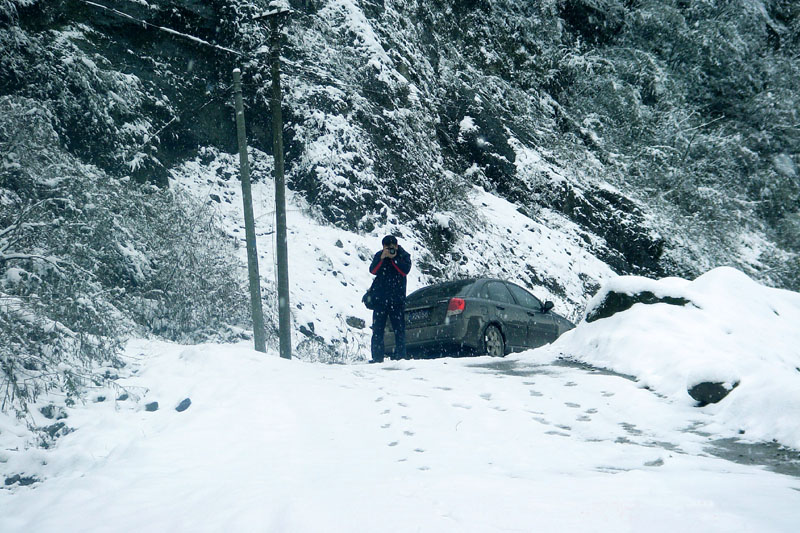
[688,381,740,406]
[585,290,692,322]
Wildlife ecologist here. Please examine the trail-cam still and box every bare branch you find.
[0,197,72,239]
[0,253,67,273]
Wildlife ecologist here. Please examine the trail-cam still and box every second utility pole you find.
[232,68,267,353]
[263,5,292,360]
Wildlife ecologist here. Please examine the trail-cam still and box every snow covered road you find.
[2,340,798,532]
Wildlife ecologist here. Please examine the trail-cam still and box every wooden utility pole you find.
[232,68,267,353]
[257,4,292,360]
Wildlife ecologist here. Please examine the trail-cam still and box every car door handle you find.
[526,312,537,317]
[495,305,506,310]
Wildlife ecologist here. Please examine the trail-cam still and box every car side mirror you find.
[542,301,554,313]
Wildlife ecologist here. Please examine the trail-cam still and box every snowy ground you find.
[3,152,800,530]
[1,339,799,532]
[2,266,800,531]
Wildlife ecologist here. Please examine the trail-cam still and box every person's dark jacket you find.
[369,246,412,306]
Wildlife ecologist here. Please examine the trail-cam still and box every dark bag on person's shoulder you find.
[362,281,377,310]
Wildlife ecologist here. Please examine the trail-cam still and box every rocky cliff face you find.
[3,0,798,290]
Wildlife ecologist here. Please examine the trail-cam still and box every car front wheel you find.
[482,325,505,357]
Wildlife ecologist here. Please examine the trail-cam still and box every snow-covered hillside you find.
[169,147,615,357]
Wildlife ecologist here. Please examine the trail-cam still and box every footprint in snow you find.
[620,423,644,436]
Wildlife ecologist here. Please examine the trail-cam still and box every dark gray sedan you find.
[385,278,575,357]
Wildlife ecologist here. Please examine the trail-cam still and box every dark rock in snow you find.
[299,323,316,337]
[145,401,159,412]
[44,422,65,437]
[40,405,68,420]
[4,474,39,487]
[688,381,740,406]
[41,422,73,442]
[586,290,692,323]
[346,316,366,329]
[175,398,192,412]
[117,393,129,401]
[209,194,221,203]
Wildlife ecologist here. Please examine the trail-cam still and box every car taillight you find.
[446,297,465,316]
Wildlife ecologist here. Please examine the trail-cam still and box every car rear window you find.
[407,280,475,304]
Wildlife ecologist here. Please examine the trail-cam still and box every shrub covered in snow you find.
[0,96,248,415]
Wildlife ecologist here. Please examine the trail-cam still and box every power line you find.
[249,62,433,104]
[77,0,244,56]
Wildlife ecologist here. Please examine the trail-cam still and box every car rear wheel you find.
[482,325,505,357]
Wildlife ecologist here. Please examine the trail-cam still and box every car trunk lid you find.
[404,300,448,328]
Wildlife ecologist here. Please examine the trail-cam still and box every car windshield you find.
[407,280,475,304]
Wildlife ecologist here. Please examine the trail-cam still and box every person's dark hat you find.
[382,235,398,246]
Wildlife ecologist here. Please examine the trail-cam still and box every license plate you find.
[406,308,431,323]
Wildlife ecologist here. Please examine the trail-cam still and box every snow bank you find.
[550,266,800,448]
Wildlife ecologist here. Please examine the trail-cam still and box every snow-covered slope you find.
[169,148,615,358]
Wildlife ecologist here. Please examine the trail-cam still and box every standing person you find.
[369,235,412,363]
